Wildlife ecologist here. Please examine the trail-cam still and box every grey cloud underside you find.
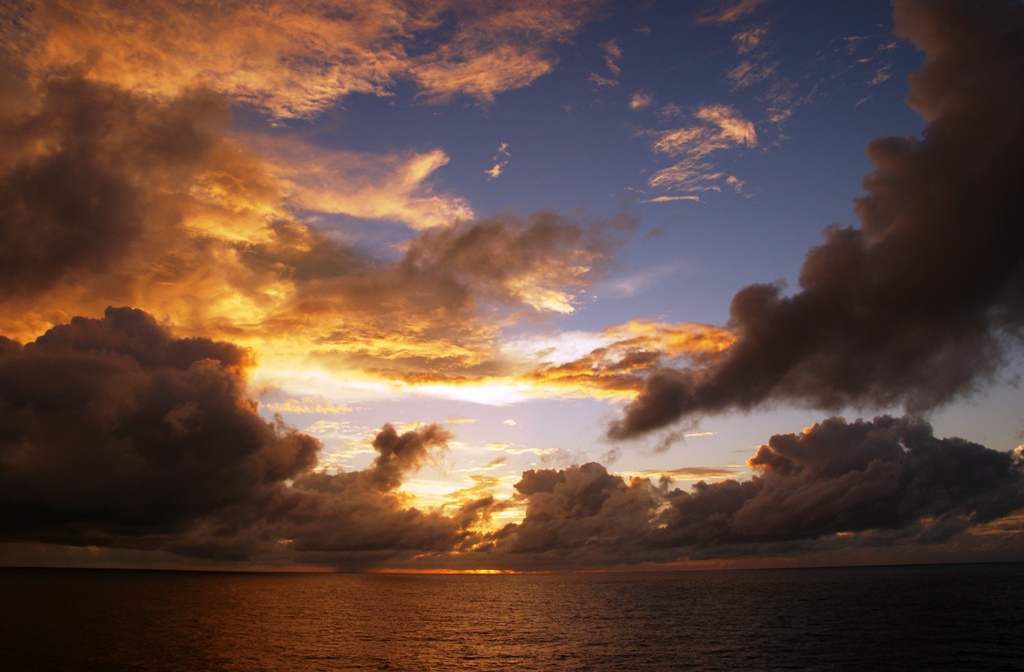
[610,0,1024,439]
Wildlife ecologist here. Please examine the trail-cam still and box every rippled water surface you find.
[2,563,1022,671]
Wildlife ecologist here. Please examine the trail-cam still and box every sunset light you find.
[2,0,1023,578]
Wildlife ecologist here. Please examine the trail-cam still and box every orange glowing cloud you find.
[646,104,757,194]
[19,0,603,116]
[343,319,737,405]
[247,137,474,230]
[513,320,737,399]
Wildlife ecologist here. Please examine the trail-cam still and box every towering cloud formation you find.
[0,308,472,563]
[610,0,1024,439]
[0,308,316,544]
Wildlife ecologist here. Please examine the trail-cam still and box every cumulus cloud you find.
[487,463,658,559]
[0,307,317,545]
[0,1,639,403]
[0,73,406,341]
[658,416,1024,547]
[611,0,1024,439]
[477,416,1024,568]
[0,308,476,564]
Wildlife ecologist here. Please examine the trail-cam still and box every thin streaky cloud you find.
[694,0,771,25]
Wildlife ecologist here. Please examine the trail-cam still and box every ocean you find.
[1,563,1021,671]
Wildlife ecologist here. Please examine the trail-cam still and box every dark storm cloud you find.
[148,423,470,563]
[0,309,469,564]
[0,307,317,543]
[482,462,660,564]
[609,0,1024,439]
[363,422,452,492]
[656,416,1024,547]
[483,416,1023,567]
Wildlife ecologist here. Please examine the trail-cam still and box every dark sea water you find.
[1,563,1022,671]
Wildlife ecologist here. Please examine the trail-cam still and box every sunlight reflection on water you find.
[2,564,1023,671]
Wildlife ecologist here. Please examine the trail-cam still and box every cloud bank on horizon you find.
[1,0,1023,571]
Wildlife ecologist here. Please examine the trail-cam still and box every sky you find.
[1,0,1023,572]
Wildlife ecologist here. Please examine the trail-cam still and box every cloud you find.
[657,416,1024,547]
[390,211,630,316]
[642,195,702,203]
[478,416,1024,568]
[408,2,600,105]
[488,463,659,558]
[261,398,353,414]
[361,423,452,492]
[485,142,511,180]
[694,0,770,26]
[644,104,757,193]
[524,320,735,398]
[651,105,758,158]
[732,24,770,54]
[0,308,476,564]
[251,137,474,230]
[0,64,631,397]
[611,0,1024,439]
[2,313,1020,569]
[629,91,653,110]
[589,39,623,87]
[254,210,636,399]
[0,307,316,545]
[727,24,778,89]
[17,0,603,117]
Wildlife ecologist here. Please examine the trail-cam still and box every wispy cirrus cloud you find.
[250,137,474,230]
[728,23,777,88]
[589,38,623,87]
[645,104,757,194]
[629,91,654,110]
[694,0,771,26]
[485,143,512,180]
